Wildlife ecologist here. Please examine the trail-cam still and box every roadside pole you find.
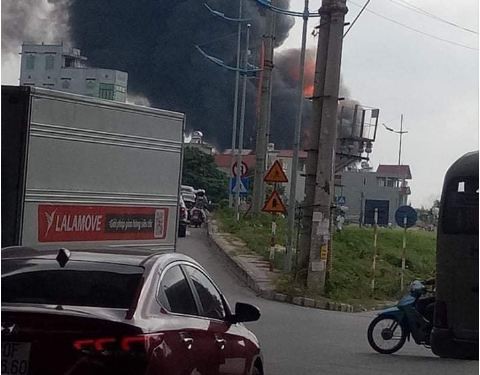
[371,208,379,296]
[285,0,309,272]
[400,215,407,291]
[252,2,276,215]
[229,0,243,208]
[262,161,288,269]
[270,213,277,271]
[395,205,417,291]
[235,24,251,221]
[305,0,348,291]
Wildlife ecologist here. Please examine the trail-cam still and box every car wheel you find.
[251,366,262,375]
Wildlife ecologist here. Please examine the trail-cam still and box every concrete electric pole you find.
[297,0,348,292]
[284,0,309,272]
[229,0,244,209]
[251,4,276,215]
[235,24,251,221]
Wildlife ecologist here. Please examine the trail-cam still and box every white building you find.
[19,43,128,102]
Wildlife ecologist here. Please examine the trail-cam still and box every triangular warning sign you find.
[264,160,288,183]
[262,190,287,214]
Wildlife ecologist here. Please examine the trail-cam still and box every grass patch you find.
[215,208,287,261]
[215,209,436,304]
[326,227,436,303]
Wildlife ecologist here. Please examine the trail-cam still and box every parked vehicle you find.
[1,247,263,375]
[182,195,196,211]
[178,196,188,238]
[181,185,196,196]
[431,151,478,359]
[190,207,205,228]
[367,280,435,354]
[2,86,185,251]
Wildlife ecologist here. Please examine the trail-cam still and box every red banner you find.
[38,205,169,242]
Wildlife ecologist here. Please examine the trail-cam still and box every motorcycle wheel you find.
[367,315,407,354]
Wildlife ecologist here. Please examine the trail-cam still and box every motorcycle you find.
[189,207,205,228]
[367,279,435,354]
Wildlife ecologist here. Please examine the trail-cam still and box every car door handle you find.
[180,333,194,350]
[215,337,226,350]
[182,337,194,350]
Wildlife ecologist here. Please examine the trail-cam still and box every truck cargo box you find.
[2,86,184,251]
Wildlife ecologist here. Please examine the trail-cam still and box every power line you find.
[386,0,478,35]
[344,0,372,37]
[348,0,479,51]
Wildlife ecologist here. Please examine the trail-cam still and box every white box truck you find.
[2,86,185,251]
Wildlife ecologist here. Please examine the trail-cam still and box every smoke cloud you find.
[2,0,70,83]
[2,0,361,151]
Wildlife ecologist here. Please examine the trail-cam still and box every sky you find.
[279,0,479,207]
[1,0,478,208]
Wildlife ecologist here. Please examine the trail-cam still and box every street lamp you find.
[382,114,408,166]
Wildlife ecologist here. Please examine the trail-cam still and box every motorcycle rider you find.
[415,278,436,324]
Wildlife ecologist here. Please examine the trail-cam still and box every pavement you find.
[207,218,358,312]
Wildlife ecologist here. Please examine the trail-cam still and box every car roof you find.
[1,246,199,270]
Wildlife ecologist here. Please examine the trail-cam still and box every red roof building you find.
[376,165,412,180]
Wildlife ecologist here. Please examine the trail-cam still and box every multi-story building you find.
[335,164,412,225]
[19,43,128,102]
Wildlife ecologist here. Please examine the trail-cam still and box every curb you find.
[206,220,356,313]
[206,222,275,299]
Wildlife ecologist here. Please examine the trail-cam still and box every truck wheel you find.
[178,224,187,238]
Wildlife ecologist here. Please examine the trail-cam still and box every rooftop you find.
[376,165,412,179]
[214,153,257,170]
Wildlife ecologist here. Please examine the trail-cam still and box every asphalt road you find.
[178,227,478,375]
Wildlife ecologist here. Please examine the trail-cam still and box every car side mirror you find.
[229,302,260,324]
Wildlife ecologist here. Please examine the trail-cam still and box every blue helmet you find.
[409,280,426,297]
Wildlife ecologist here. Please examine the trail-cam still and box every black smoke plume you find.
[2,0,358,151]
[66,0,294,150]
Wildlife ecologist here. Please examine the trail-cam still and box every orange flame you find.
[287,52,316,97]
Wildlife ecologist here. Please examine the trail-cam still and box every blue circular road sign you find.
[395,205,417,228]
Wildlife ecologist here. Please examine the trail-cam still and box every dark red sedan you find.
[1,247,263,375]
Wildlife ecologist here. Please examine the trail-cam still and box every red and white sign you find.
[232,161,248,177]
[38,205,169,242]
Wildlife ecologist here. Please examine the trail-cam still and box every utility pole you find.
[284,0,309,272]
[398,114,404,165]
[297,0,348,292]
[229,0,244,209]
[235,24,251,221]
[251,2,276,215]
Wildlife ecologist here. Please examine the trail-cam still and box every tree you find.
[182,147,228,204]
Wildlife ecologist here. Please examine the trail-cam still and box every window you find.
[1,260,143,308]
[159,266,198,315]
[99,83,114,100]
[26,55,35,70]
[86,79,97,90]
[386,178,396,188]
[45,55,55,70]
[64,57,75,67]
[442,177,478,235]
[185,266,225,320]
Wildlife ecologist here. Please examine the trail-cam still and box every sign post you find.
[395,205,417,291]
[371,208,379,296]
[262,161,288,271]
[270,217,277,271]
[401,216,407,291]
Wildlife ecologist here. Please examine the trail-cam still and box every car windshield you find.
[2,259,144,308]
